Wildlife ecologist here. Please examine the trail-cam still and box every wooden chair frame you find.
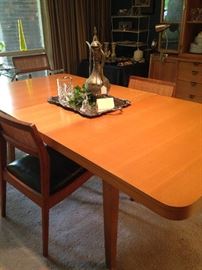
[0,111,92,256]
[128,75,176,97]
[12,53,63,81]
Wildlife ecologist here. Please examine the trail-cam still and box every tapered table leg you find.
[103,181,119,270]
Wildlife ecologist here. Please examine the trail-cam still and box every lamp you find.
[155,24,171,62]
[155,24,170,33]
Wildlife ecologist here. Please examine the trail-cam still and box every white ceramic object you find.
[133,48,143,62]
[190,42,202,53]
[195,31,202,44]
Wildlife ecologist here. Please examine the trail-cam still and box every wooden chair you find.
[128,75,176,97]
[0,111,92,257]
[12,53,63,81]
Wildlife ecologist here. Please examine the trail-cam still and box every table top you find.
[0,74,201,220]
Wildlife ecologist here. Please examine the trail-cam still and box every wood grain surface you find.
[1,74,201,220]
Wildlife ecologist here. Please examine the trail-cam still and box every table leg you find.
[103,180,119,270]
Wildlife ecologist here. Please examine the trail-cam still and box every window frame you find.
[0,0,46,58]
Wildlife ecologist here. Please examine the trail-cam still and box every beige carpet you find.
[0,176,202,270]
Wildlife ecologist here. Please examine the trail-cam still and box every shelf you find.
[180,52,202,60]
[186,20,202,24]
[116,41,147,47]
[111,10,150,57]
[161,21,181,24]
[112,29,149,34]
[112,15,149,19]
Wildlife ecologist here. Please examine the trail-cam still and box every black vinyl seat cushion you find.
[7,146,86,194]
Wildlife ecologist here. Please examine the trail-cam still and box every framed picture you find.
[134,0,151,7]
[132,0,154,14]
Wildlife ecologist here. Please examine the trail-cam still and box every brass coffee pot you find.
[85,27,110,96]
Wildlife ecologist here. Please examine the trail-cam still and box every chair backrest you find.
[0,111,49,192]
[0,111,43,156]
[12,53,50,75]
[128,75,175,97]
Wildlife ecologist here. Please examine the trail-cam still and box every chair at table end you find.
[11,53,64,81]
[128,75,176,97]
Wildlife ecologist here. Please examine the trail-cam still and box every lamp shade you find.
[155,24,171,33]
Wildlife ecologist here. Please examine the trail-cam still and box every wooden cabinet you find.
[150,55,202,103]
[176,60,202,102]
[149,54,178,82]
[178,61,202,82]
[149,0,202,103]
[158,0,202,56]
[180,0,202,57]
[176,80,202,103]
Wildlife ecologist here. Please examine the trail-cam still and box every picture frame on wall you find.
[134,0,151,7]
[132,0,154,14]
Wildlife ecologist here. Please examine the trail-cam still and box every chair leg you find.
[7,143,15,163]
[0,179,6,217]
[41,206,49,257]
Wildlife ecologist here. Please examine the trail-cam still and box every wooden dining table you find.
[0,74,202,270]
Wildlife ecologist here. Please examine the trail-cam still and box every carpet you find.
[0,176,202,270]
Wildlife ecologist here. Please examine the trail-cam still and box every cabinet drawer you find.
[178,61,202,83]
[176,80,202,103]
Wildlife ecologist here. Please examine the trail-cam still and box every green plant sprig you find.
[68,84,95,108]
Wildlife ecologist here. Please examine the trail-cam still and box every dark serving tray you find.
[48,95,131,118]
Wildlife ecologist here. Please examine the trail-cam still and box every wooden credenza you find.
[177,61,202,103]
[149,54,202,103]
[150,0,202,103]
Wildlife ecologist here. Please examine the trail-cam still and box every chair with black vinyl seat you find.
[12,53,63,81]
[128,75,175,97]
[0,111,92,257]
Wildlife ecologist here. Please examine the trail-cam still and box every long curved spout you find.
[86,41,92,76]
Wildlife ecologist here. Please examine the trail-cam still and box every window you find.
[0,0,44,65]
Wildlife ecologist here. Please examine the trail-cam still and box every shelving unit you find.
[111,15,150,54]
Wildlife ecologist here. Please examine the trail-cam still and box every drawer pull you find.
[192,70,198,75]
[191,81,197,86]
[193,62,200,66]
[189,94,195,99]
